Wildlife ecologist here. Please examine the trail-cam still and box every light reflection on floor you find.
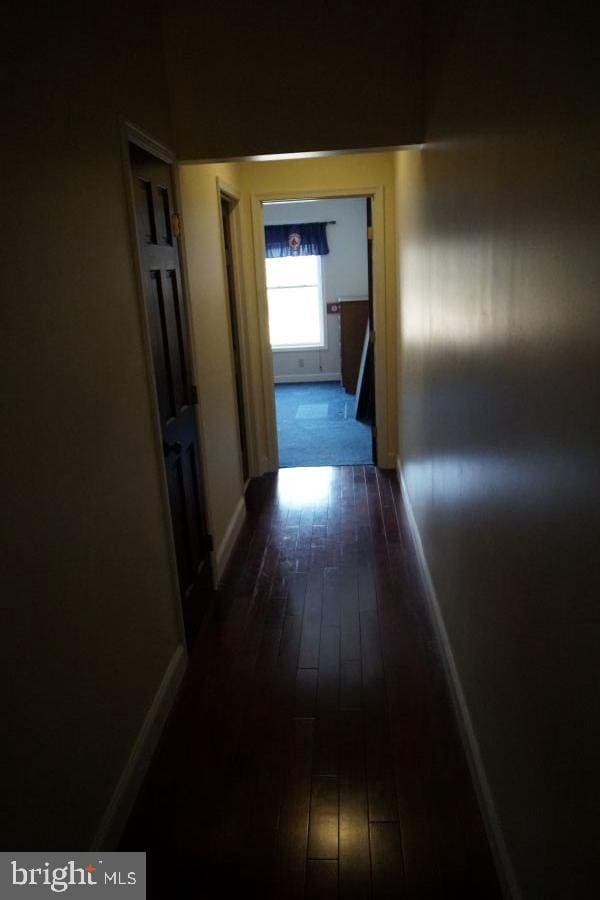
[276,466,336,506]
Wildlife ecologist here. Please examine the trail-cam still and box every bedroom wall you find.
[263,198,368,383]
[396,2,600,895]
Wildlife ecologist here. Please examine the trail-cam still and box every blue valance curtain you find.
[265,222,330,258]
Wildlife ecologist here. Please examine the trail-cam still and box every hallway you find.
[121,466,501,899]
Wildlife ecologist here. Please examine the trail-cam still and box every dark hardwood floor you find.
[121,466,502,899]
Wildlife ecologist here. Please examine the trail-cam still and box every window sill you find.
[271,343,327,353]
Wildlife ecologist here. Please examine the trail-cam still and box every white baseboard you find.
[274,373,341,383]
[397,458,520,900]
[91,642,187,850]
[214,495,246,583]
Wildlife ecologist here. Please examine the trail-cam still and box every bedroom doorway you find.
[261,196,375,468]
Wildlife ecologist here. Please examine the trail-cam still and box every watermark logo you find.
[1,853,145,897]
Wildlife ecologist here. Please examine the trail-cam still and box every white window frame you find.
[265,255,327,352]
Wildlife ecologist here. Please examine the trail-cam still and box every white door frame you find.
[250,185,388,470]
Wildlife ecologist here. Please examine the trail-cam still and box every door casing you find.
[250,185,388,471]
[119,119,217,648]
[216,177,253,486]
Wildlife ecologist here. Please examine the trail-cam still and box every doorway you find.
[261,196,375,467]
[220,191,249,483]
[127,136,212,646]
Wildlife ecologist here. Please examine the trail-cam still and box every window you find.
[265,255,325,350]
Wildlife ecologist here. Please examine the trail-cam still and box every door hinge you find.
[190,384,198,405]
[370,330,376,346]
[205,533,214,553]
[171,212,182,239]
[367,225,373,240]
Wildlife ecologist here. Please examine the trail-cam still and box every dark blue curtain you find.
[265,222,329,257]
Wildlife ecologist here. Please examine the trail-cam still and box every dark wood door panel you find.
[130,142,211,645]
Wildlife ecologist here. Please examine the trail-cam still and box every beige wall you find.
[178,163,246,559]
[161,0,424,160]
[3,3,183,848]
[397,3,599,896]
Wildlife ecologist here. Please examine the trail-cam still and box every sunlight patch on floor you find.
[276,466,335,506]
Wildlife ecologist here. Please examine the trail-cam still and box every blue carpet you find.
[275,382,373,468]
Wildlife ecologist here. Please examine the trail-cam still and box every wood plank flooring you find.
[121,466,502,899]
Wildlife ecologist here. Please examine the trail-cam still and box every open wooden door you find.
[129,142,212,646]
[220,193,249,482]
[355,197,377,461]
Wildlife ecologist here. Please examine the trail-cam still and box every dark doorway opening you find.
[220,192,249,482]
